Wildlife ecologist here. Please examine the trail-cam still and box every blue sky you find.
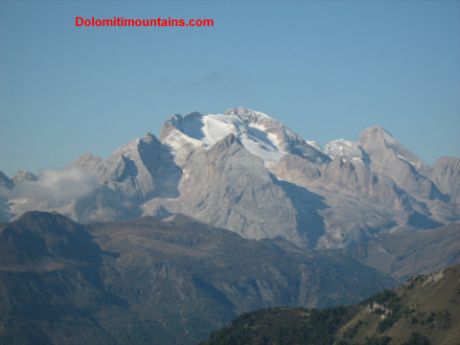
[1,1,459,176]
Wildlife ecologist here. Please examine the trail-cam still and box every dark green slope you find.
[199,306,355,345]
[0,211,392,345]
[199,264,460,345]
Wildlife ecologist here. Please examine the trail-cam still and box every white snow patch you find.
[396,153,415,166]
[201,114,242,147]
[164,128,201,151]
[241,135,284,165]
[165,112,292,164]
[306,140,322,151]
[162,109,324,166]
[325,139,363,161]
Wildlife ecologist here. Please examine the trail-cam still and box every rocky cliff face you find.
[1,108,459,248]
[149,134,302,244]
[432,156,460,205]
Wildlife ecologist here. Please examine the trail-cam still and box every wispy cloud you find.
[0,167,97,207]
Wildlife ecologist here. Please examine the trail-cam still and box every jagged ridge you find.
[1,107,459,249]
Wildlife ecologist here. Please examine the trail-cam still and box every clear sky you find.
[1,0,459,176]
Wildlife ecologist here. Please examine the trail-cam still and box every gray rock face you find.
[359,126,444,201]
[272,154,322,183]
[12,170,37,184]
[345,222,460,282]
[75,133,182,201]
[432,157,460,205]
[1,108,459,249]
[0,171,13,189]
[271,133,454,247]
[0,171,13,222]
[66,133,183,222]
[148,134,303,244]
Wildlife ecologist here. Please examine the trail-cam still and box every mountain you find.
[151,133,306,244]
[1,107,459,249]
[345,223,460,282]
[0,211,393,345]
[0,171,13,189]
[160,107,328,167]
[0,212,127,345]
[199,263,460,345]
[432,157,460,205]
[11,170,37,184]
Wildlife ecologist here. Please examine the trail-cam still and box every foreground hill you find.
[0,211,391,345]
[200,264,460,345]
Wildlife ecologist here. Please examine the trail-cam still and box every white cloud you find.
[1,167,97,207]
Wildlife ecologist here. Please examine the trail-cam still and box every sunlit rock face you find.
[1,108,459,248]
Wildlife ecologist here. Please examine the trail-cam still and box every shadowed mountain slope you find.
[345,223,460,281]
[0,211,393,345]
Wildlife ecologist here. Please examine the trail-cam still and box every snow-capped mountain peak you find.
[160,109,283,165]
[223,106,273,123]
[325,139,365,162]
[160,107,326,166]
[1,108,458,250]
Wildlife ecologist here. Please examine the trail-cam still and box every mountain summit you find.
[1,108,459,248]
[160,107,328,167]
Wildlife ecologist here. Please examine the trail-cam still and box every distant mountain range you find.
[1,107,459,249]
